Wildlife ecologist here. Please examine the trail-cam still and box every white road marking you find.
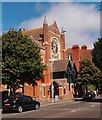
[88,102,100,105]
[76,108,100,111]
[74,101,81,104]
[91,105,95,107]
[70,110,77,112]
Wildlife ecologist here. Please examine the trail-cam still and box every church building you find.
[20,16,75,101]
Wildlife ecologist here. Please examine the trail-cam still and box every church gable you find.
[22,16,66,61]
[49,21,61,36]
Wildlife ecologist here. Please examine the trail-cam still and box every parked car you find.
[2,94,40,113]
[74,91,84,98]
[83,91,96,100]
[1,91,8,102]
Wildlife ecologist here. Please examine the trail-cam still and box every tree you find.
[2,29,46,92]
[92,38,102,71]
[77,59,101,92]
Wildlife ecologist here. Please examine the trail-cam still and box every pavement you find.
[40,98,74,106]
[40,94,102,106]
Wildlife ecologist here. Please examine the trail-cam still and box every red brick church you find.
[1,16,92,101]
[20,16,75,101]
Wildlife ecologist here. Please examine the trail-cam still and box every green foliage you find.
[87,85,96,91]
[92,38,102,71]
[77,59,102,91]
[2,29,46,91]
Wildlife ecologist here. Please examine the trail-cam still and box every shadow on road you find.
[84,98,102,103]
[74,97,102,103]
[2,110,18,114]
[2,109,35,114]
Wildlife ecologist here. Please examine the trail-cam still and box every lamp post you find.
[50,41,54,103]
[50,60,54,103]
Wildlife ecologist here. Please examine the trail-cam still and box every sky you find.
[1,1,101,49]
[1,0,102,2]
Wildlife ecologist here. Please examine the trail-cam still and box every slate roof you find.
[22,27,43,41]
[21,21,61,49]
[21,20,60,42]
[53,59,68,72]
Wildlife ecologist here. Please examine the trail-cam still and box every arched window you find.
[51,37,60,60]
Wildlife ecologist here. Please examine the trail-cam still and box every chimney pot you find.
[72,45,79,49]
[81,45,87,50]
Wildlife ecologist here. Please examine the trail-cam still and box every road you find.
[2,96,102,120]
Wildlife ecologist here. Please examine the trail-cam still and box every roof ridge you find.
[25,27,43,32]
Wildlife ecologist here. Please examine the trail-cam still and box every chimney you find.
[72,45,80,70]
[19,28,25,31]
[81,45,87,50]
[61,27,65,49]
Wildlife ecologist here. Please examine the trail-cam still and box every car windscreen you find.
[4,97,19,102]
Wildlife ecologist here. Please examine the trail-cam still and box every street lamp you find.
[50,41,54,103]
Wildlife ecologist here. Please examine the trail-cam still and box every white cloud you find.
[19,3,100,49]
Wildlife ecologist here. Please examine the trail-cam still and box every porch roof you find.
[53,80,64,87]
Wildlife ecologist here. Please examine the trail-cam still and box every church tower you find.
[42,16,51,96]
[43,16,49,65]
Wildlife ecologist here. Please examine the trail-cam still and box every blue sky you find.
[1,0,102,2]
[2,2,50,32]
[2,2,100,32]
[2,2,101,48]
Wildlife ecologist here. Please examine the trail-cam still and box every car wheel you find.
[35,104,40,110]
[18,106,23,113]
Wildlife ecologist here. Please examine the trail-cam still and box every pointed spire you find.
[43,16,48,25]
